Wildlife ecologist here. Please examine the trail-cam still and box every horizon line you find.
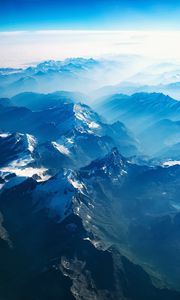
[1,29,180,34]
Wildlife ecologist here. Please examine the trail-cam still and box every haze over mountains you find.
[0,57,180,300]
[1,57,180,100]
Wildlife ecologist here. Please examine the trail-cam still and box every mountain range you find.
[0,59,180,300]
[94,92,180,157]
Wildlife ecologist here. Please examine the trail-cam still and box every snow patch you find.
[0,183,4,190]
[66,138,74,144]
[0,166,50,182]
[163,160,180,167]
[68,178,84,190]
[73,104,100,131]
[0,133,11,138]
[73,104,87,122]
[120,169,127,175]
[88,121,100,129]
[27,134,36,153]
[87,214,92,220]
[52,141,70,156]
[11,156,34,167]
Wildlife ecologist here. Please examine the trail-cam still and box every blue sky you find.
[1,0,180,30]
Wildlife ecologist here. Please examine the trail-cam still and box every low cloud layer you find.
[0,30,180,67]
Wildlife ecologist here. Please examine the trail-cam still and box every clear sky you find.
[0,0,180,31]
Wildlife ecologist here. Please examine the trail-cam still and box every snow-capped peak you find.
[73,103,100,132]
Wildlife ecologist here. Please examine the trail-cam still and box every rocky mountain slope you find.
[0,90,180,300]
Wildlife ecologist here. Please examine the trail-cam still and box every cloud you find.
[0,30,180,67]
[0,31,27,37]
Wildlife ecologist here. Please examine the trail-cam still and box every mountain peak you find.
[80,147,128,181]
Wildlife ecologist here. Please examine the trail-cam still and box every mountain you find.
[72,148,180,291]
[94,92,180,131]
[0,91,139,202]
[0,132,35,167]
[0,145,180,299]
[139,119,180,155]
[0,149,179,300]
[0,132,52,190]
[0,58,102,97]
[0,56,154,98]
[11,91,84,111]
[89,61,180,100]
[0,85,180,299]
[0,92,138,159]
[128,62,180,86]
[92,80,180,101]
[156,142,180,160]
[94,92,180,157]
